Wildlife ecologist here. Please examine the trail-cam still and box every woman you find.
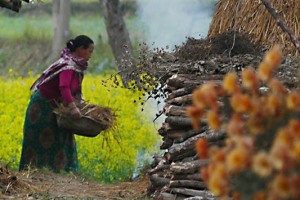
[19,35,94,172]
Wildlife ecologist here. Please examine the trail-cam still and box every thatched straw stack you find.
[208,0,300,56]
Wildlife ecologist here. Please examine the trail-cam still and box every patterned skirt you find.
[19,91,78,172]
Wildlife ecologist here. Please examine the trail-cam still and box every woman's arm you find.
[59,70,81,118]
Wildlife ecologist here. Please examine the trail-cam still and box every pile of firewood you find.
[149,74,227,200]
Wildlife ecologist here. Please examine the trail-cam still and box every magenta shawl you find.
[30,48,88,92]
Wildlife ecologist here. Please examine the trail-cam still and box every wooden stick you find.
[261,0,300,50]
[166,94,193,105]
[169,180,207,190]
[166,188,217,198]
[149,174,170,188]
[171,173,203,181]
[164,105,188,117]
[170,159,210,174]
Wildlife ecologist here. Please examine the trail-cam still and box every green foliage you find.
[0,12,142,75]
[0,74,161,182]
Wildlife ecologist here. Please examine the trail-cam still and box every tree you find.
[0,0,30,12]
[102,0,135,87]
[51,0,71,60]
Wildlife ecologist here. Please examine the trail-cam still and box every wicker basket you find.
[54,111,109,137]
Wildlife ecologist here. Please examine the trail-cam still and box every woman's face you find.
[77,43,94,61]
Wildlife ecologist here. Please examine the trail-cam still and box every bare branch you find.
[261,0,300,51]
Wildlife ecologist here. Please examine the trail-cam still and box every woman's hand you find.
[68,102,82,119]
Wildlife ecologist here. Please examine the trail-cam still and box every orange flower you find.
[257,61,273,82]
[232,192,241,200]
[207,110,221,130]
[286,90,300,110]
[291,140,300,163]
[264,45,282,69]
[274,128,293,147]
[235,136,254,152]
[192,88,206,109]
[267,94,283,117]
[223,72,239,94]
[253,191,267,200]
[242,67,259,94]
[230,93,253,113]
[207,164,229,196]
[200,167,209,182]
[226,147,249,173]
[270,145,292,171]
[186,106,203,131]
[192,82,220,111]
[288,119,300,137]
[247,110,266,134]
[270,174,291,198]
[252,151,273,177]
[226,114,246,136]
[186,106,203,118]
[201,81,219,111]
[211,148,226,163]
[195,138,208,159]
[268,78,287,96]
[290,174,300,198]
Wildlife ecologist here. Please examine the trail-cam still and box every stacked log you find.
[149,74,226,200]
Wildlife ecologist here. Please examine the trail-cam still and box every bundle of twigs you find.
[54,102,116,129]
[208,0,300,56]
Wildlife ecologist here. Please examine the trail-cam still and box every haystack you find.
[208,0,300,57]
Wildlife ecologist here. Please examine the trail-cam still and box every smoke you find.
[135,1,216,128]
[136,0,215,50]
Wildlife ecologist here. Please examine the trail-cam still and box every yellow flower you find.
[252,151,272,177]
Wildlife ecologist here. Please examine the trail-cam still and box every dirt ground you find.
[0,168,151,200]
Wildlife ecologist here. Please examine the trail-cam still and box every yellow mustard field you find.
[0,73,161,182]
